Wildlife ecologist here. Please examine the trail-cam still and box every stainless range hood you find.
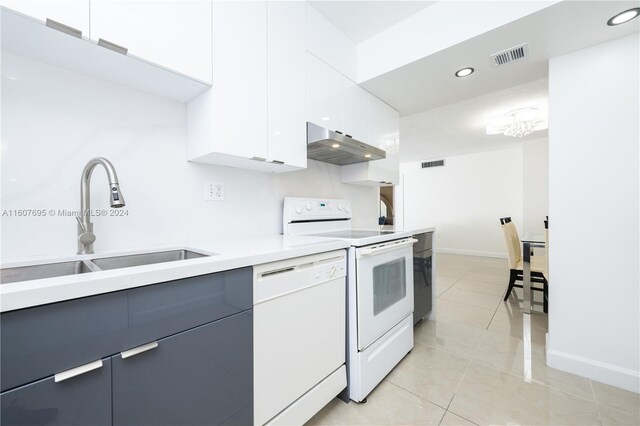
[307,122,386,166]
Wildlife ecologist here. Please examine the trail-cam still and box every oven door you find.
[355,238,416,351]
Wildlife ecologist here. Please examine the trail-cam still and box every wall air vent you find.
[421,160,445,168]
[490,43,530,66]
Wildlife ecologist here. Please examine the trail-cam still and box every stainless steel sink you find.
[90,249,209,271]
[1,249,211,284]
[1,260,97,285]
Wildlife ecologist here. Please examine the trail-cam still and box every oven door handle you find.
[356,238,417,258]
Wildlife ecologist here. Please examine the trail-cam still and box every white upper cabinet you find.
[90,0,212,84]
[306,53,370,144]
[368,94,399,154]
[344,82,369,142]
[188,0,267,164]
[0,0,210,101]
[267,1,307,169]
[187,0,306,173]
[341,94,400,187]
[0,0,89,35]
[306,53,347,135]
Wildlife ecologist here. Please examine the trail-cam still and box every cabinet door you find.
[344,82,369,143]
[211,0,267,160]
[307,53,346,134]
[367,93,389,150]
[267,1,306,169]
[112,311,253,426]
[369,153,400,186]
[383,101,400,155]
[1,358,112,426]
[90,0,212,84]
[0,0,89,35]
[342,94,399,187]
[1,290,128,392]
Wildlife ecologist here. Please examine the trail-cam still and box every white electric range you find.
[283,197,415,403]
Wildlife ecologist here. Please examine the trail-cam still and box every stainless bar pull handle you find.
[98,38,128,55]
[251,156,266,162]
[45,19,82,38]
[54,359,103,383]
[271,160,285,165]
[121,341,158,359]
[357,238,417,258]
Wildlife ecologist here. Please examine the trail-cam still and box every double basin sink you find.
[1,249,210,285]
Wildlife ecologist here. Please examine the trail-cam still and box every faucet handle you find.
[76,215,86,232]
[78,231,96,246]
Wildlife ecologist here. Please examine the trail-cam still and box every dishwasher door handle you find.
[258,255,343,280]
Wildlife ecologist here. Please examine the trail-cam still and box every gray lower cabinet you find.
[1,358,112,426]
[0,267,253,426]
[112,311,253,426]
[1,267,252,393]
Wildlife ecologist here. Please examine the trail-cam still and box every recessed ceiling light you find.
[607,8,640,26]
[365,154,372,158]
[321,116,331,121]
[332,143,340,148]
[455,67,474,78]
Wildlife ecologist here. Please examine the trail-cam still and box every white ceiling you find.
[361,0,640,116]
[400,79,549,162]
[309,1,437,43]
[354,0,640,162]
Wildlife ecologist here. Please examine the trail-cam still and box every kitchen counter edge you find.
[0,235,351,313]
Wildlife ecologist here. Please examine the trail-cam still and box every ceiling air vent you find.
[490,43,530,67]
[421,160,445,169]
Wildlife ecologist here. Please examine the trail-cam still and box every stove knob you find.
[337,203,344,211]
[345,205,351,214]
[295,205,303,214]
[305,202,312,211]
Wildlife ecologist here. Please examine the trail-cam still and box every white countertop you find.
[380,225,436,234]
[0,235,350,313]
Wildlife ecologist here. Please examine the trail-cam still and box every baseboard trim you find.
[435,248,507,259]
[546,347,640,393]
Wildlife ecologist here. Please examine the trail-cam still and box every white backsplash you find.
[1,52,378,260]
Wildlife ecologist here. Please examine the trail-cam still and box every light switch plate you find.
[204,181,224,201]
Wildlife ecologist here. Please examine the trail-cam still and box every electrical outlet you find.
[204,181,224,201]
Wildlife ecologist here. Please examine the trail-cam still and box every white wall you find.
[546,34,640,393]
[398,141,548,258]
[523,139,549,234]
[306,3,357,81]
[0,53,378,261]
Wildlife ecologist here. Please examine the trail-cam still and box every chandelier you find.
[486,107,548,138]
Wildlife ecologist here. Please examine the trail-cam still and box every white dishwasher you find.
[253,249,347,426]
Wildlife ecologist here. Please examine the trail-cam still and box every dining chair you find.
[499,217,548,313]
[544,218,549,282]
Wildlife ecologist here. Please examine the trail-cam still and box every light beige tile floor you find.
[307,254,639,425]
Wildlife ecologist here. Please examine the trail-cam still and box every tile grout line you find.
[438,295,503,313]
[587,378,639,419]
[444,408,481,426]
[438,362,478,424]
[445,357,473,411]
[383,379,451,412]
[485,294,504,330]
[437,283,456,298]
[589,379,604,426]
[470,357,602,405]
